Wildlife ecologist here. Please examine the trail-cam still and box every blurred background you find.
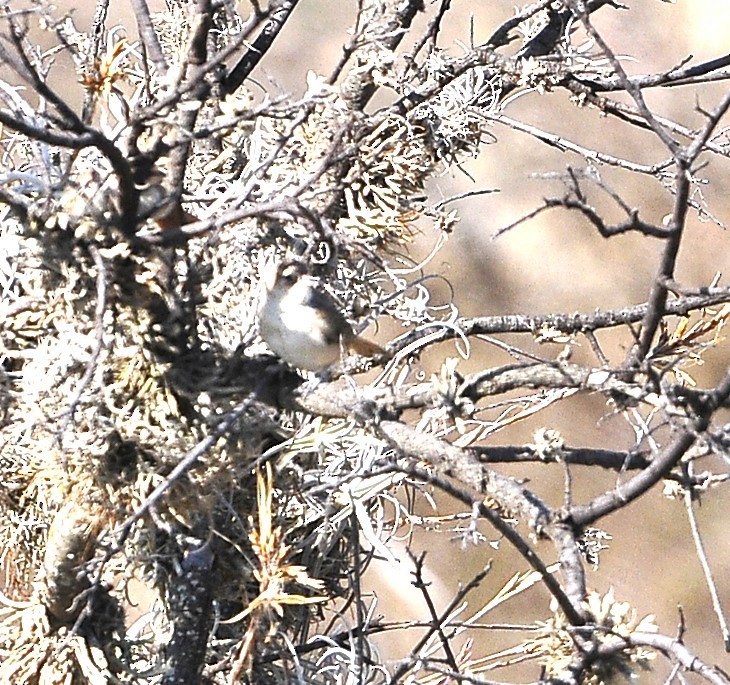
[18,0,730,679]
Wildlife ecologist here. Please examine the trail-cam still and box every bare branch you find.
[129,0,168,75]
[223,0,300,95]
[627,632,730,685]
[571,371,730,526]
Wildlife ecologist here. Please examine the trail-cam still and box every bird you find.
[258,259,384,372]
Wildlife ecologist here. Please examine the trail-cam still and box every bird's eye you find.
[279,264,300,285]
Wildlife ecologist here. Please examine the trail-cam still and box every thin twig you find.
[571,371,730,526]
[387,557,491,685]
[487,113,667,175]
[567,0,680,154]
[683,465,730,651]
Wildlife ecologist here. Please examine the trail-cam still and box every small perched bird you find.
[258,260,384,372]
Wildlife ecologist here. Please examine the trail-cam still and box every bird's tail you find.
[347,336,385,358]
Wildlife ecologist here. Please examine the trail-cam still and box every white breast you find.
[259,277,342,371]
